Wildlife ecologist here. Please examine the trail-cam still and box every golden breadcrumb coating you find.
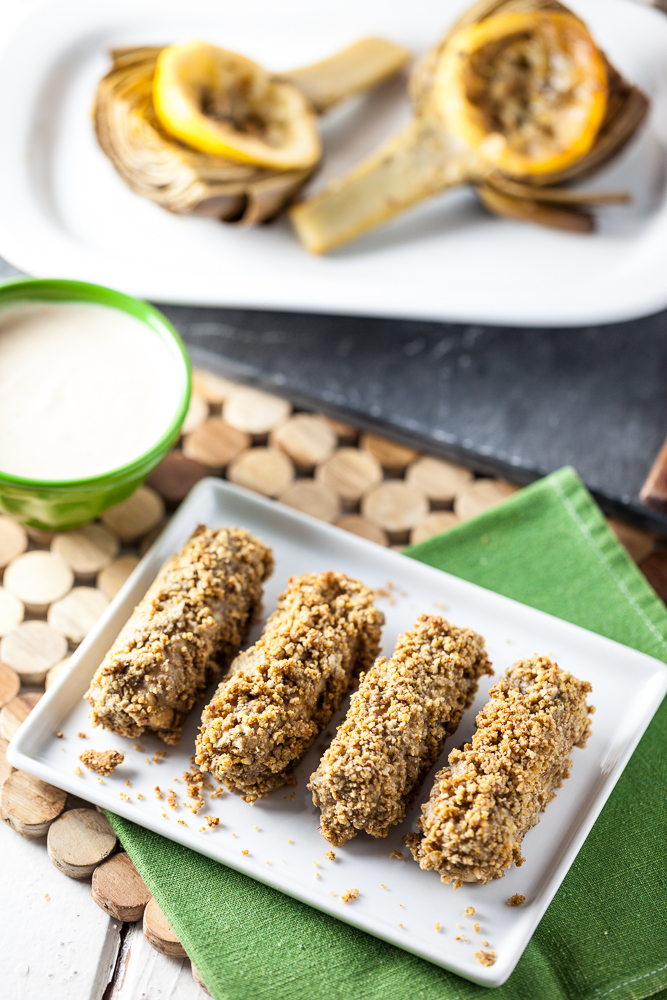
[85,526,273,744]
[407,656,593,886]
[309,615,492,846]
[79,749,124,776]
[196,571,383,802]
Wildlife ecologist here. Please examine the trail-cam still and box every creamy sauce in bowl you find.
[0,301,185,481]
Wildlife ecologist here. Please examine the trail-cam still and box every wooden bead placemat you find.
[0,362,661,997]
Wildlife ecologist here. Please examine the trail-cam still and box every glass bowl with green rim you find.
[0,277,191,530]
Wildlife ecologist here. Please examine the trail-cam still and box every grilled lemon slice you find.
[153,41,322,170]
[436,10,608,177]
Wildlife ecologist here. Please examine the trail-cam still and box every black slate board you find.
[1,257,665,532]
[158,303,667,533]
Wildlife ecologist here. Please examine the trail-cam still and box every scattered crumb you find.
[465,907,475,917]
[183,767,206,808]
[241,850,249,855]
[177,819,187,827]
[119,793,130,802]
[145,759,151,765]
[389,851,403,861]
[154,786,162,800]
[314,872,319,877]
[456,923,462,928]
[79,749,124,776]
[398,923,403,929]
[137,794,143,801]
[283,792,296,801]
[507,894,526,907]
[73,767,82,776]
[324,850,336,861]
[482,940,489,947]
[435,922,441,932]
[161,812,167,818]
[167,789,178,810]
[381,884,388,891]
[55,731,63,739]
[45,893,50,902]
[341,888,359,903]
[254,825,260,831]
[211,787,225,799]
[97,777,103,784]
[456,936,462,941]
[133,743,143,752]
[475,950,496,967]
[152,752,166,763]
[473,922,480,933]
[204,816,219,829]
[125,780,131,787]
[287,839,292,844]
[77,732,86,738]
[267,861,271,865]
[313,861,319,867]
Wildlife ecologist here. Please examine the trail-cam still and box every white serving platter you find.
[1,0,667,326]
[8,478,667,986]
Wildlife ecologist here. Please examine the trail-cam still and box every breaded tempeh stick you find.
[85,526,273,745]
[309,615,492,846]
[195,571,384,802]
[407,656,593,886]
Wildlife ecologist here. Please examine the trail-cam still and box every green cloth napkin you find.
[107,466,667,1000]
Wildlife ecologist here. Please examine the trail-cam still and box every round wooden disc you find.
[192,964,212,995]
[454,479,519,521]
[270,415,336,470]
[410,511,461,545]
[227,447,295,498]
[143,896,187,958]
[223,387,292,436]
[406,457,474,507]
[0,515,28,570]
[45,656,71,690]
[3,550,74,612]
[0,661,20,710]
[139,521,168,556]
[146,451,209,503]
[47,808,117,879]
[47,588,110,646]
[606,517,655,564]
[192,368,237,406]
[0,621,68,685]
[100,486,165,542]
[51,523,119,579]
[279,480,341,523]
[180,391,209,435]
[0,587,24,638]
[0,692,42,741]
[92,851,152,921]
[360,433,419,472]
[97,555,140,601]
[324,418,358,446]
[315,449,382,505]
[0,737,16,787]
[1,770,67,837]
[336,515,389,547]
[361,481,429,536]
[182,418,250,469]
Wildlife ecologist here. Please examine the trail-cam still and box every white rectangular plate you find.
[1,0,667,326]
[8,478,667,986]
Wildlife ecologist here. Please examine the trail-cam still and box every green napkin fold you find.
[107,466,667,1000]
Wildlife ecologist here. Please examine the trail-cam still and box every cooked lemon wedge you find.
[153,41,322,170]
[436,10,608,177]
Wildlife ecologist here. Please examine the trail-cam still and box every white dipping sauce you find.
[0,301,183,480]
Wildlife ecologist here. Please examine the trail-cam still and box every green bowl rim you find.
[0,277,191,489]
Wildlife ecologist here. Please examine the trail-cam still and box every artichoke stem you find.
[279,38,412,114]
[290,118,478,254]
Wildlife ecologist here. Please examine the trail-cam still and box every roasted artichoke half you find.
[94,39,411,225]
[291,0,649,252]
